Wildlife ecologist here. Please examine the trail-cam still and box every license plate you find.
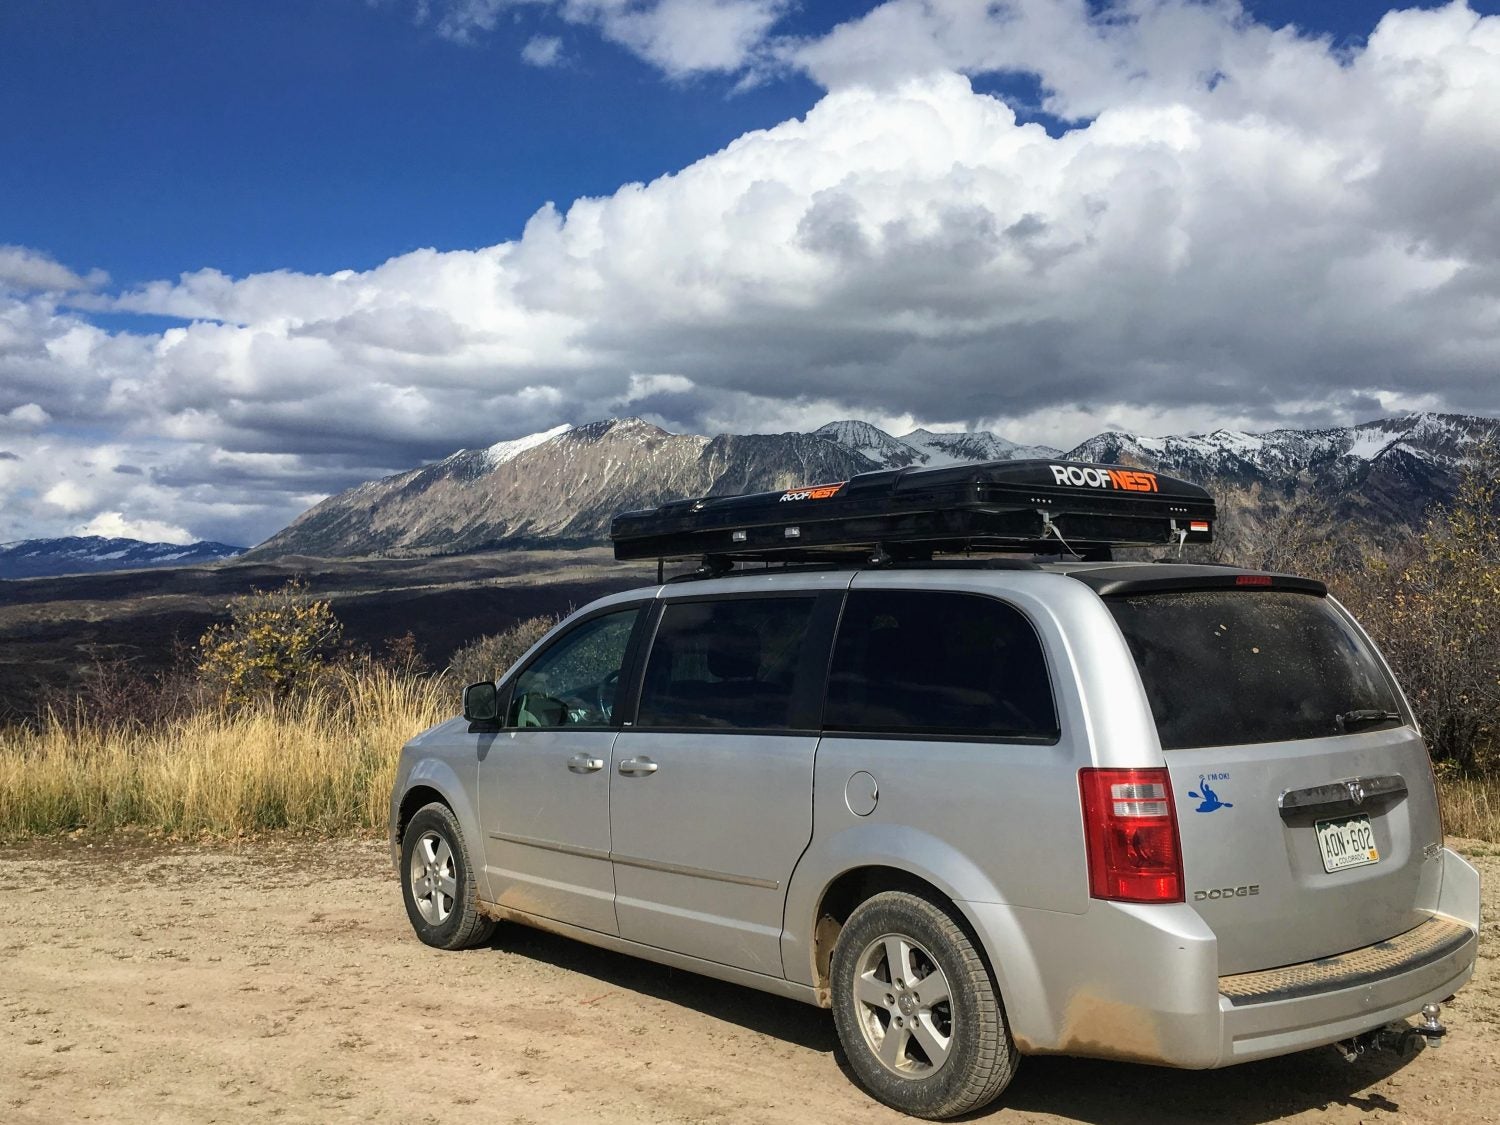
[1316,814,1380,873]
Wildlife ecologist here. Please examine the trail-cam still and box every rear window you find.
[1106,590,1401,750]
[824,589,1058,741]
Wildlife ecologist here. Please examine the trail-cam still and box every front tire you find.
[830,891,1017,1119]
[400,802,496,950]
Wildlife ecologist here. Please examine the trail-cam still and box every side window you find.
[637,597,820,731]
[825,589,1058,741]
[508,607,639,729]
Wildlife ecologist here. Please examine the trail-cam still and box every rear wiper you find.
[1337,709,1402,731]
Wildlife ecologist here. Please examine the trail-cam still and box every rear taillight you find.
[1079,768,1184,903]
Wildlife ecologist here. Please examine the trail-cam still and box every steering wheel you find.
[597,669,620,721]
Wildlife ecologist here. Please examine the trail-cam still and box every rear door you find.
[1106,587,1443,975]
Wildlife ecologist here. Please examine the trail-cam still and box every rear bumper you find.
[1218,916,1476,1064]
[964,847,1481,1069]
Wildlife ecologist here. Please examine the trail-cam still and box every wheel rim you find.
[851,932,955,1077]
[409,830,458,926]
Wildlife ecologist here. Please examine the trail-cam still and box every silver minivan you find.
[390,463,1481,1119]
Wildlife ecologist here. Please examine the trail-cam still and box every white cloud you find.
[3,3,1499,546]
[2,403,50,429]
[521,33,565,65]
[75,510,194,545]
[425,0,788,75]
[0,246,108,294]
[42,480,93,515]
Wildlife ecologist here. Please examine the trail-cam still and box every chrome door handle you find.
[567,754,605,773]
[618,757,659,776]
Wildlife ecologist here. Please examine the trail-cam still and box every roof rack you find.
[611,458,1215,565]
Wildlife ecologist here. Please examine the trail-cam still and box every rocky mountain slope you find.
[247,419,881,559]
[247,412,1498,560]
[0,537,245,580]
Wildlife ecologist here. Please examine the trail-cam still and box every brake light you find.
[1235,574,1273,587]
[1079,768,1184,903]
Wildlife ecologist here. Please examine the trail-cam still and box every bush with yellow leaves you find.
[196,579,344,707]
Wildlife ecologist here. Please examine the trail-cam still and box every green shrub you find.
[446,615,557,685]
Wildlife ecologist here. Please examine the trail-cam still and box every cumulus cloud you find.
[75,511,194,545]
[4,2,1500,546]
[0,246,108,294]
[1,403,51,430]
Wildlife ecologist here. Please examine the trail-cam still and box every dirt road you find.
[2,838,1495,1125]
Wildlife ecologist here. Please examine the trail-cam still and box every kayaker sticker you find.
[1189,773,1234,813]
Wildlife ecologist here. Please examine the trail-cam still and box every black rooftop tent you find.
[610,458,1216,565]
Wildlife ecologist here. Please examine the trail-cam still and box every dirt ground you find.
[1,839,1495,1125]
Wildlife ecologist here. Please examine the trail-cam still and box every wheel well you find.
[810,866,957,999]
[396,785,448,844]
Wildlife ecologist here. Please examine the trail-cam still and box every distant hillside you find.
[247,419,880,559]
[246,412,1500,560]
[0,537,245,580]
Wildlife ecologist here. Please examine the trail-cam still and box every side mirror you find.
[463,681,501,726]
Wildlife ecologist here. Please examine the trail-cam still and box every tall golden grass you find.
[2,662,1498,843]
[1438,775,1500,843]
[0,666,449,841]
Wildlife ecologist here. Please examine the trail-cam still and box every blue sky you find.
[3,0,1460,286]
[1,1,1498,545]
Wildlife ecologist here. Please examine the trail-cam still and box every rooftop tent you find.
[610,458,1216,564]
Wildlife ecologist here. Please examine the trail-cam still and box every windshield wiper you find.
[1337,709,1402,731]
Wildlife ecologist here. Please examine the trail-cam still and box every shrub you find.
[196,579,344,707]
[1357,454,1500,774]
[446,615,557,685]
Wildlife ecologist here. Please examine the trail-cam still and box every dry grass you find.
[3,662,1498,844]
[0,666,449,841]
[1439,775,1500,843]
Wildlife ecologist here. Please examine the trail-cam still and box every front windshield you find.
[1107,590,1403,750]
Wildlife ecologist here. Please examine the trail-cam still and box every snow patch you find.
[484,424,573,468]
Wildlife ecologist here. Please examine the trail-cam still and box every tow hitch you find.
[1336,1003,1447,1062]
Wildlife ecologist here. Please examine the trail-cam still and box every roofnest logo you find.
[1049,464,1159,492]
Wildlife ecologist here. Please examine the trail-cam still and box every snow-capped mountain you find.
[247,419,881,559]
[814,421,1062,467]
[0,537,246,580]
[1064,412,1498,525]
[245,412,1499,560]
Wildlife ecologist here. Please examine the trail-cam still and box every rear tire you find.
[830,891,1017,1119]
[400,802,496,950]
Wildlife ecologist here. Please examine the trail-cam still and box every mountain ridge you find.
[0,537,246,581]
[245,411,1499,560]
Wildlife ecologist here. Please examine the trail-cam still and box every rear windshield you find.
[1106,590,1402,750]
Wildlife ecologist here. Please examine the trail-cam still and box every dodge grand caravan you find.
[389,459,1481,1119]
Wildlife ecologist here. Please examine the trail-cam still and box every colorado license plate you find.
[1316,814,1380,873]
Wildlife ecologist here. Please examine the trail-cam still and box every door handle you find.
[618,756,659,776]
[567,754,605,773]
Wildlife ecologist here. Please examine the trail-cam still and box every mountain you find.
[246,412,1499,561]
[247,419,880,559]
[0,537,246,580]
[813,421,1062,468]
[900,428,1062,465]
[1063,412,1499,526]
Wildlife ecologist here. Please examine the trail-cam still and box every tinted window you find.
[825,590,1058,740]
[1107,591,1402,750]
[637,598,819,730]
[509,608,638,728]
